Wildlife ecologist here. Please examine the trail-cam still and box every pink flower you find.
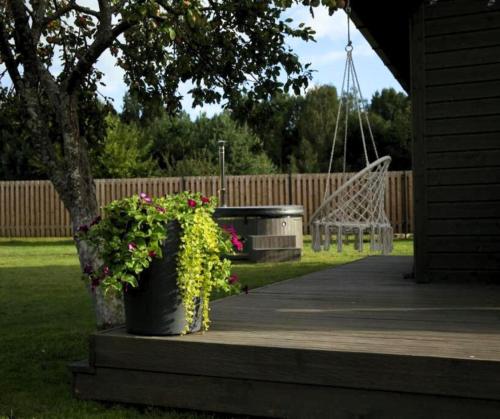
[228,274,239,284]
[139,192,152,204]
[103,266,110,276]
[128,242,137,251]
[148,250,157,258]
[187,199,197,208]
[156,205,165,213]
[231,236,243,252]
[201,196,210,205]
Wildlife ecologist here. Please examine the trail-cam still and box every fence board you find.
[0,172,413,237]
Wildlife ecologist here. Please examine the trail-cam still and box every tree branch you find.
[0,17,23,91]
[64,18,136,94]
[33,0,101,42]
[7,0,41,81]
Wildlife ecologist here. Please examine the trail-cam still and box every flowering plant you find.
[78,191,240,331]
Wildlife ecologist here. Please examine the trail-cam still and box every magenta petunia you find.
[139,192,152,204]
[231,236,243,252]
[103,266,110,276]
[128,242,137,251]
[228,274,239,284]
[148,250,157,258]
[201,196,210,204]
[156,205,165,213]
[187,199,197,208]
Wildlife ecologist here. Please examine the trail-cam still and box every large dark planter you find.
[123,221,202,336]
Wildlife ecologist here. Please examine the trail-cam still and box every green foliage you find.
[0,87,112,181]
[369,88,412,170]
[232,86,412,173]
[231,91,303,171]
[81,192,238,332]
[294,85,341,172]
[94,115,156,178]
[0,88,40,180]
[141,111,276,176]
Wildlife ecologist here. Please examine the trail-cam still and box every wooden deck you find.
[72,256,500,418]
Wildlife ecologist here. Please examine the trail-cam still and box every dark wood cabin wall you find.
[414,0,500,281]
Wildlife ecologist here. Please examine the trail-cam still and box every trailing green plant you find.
[78,192,241,332]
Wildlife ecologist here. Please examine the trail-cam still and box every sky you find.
[1,5,404,117]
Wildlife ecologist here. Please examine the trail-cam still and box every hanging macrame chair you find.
[310,4,393,255]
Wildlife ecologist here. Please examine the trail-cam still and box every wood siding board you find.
[428,235,500,253]
[428,201,500,220]
[426,63,500,87]
[426,115,500,136]
[427,79,500,102]
[425,28,500,53]
[425,10,500,36]
[426,97,500,119]
[425,1,500,21]
[426,132,500,152]
[426,150,500,169]
[425,45,500,70]
[427,168,500,186]
[428,253,500,270]
[427,219,500,236]
[427,184,500,203]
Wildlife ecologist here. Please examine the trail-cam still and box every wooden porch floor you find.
[72,256,500,418]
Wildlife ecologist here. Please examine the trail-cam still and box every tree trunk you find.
[74,236,125,329]
[33,91,124,328]
[60,93,125,329]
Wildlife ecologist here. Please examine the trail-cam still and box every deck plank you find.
[73,256,500,417]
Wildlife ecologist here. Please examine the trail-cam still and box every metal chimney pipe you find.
[218,140,226,207]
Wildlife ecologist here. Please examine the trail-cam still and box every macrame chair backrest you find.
[311,157,393,254]
[311,156,391,226]
[309,4,393,255]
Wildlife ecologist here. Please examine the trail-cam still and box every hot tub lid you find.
[214,205,304,218]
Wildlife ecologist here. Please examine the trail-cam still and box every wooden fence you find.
[0,172,413,237]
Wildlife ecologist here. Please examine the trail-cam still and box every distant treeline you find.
[0,85,411,180]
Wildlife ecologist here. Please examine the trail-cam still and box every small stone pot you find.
[123,221,202,336]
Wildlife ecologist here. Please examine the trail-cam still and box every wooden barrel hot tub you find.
[214,205,304,263]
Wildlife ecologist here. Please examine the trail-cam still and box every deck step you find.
[249,234,297,250]
[249,247,301,263]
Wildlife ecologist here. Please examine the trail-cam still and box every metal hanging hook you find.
[345,0,353,51]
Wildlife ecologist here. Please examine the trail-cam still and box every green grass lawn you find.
[0,237,412,418]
